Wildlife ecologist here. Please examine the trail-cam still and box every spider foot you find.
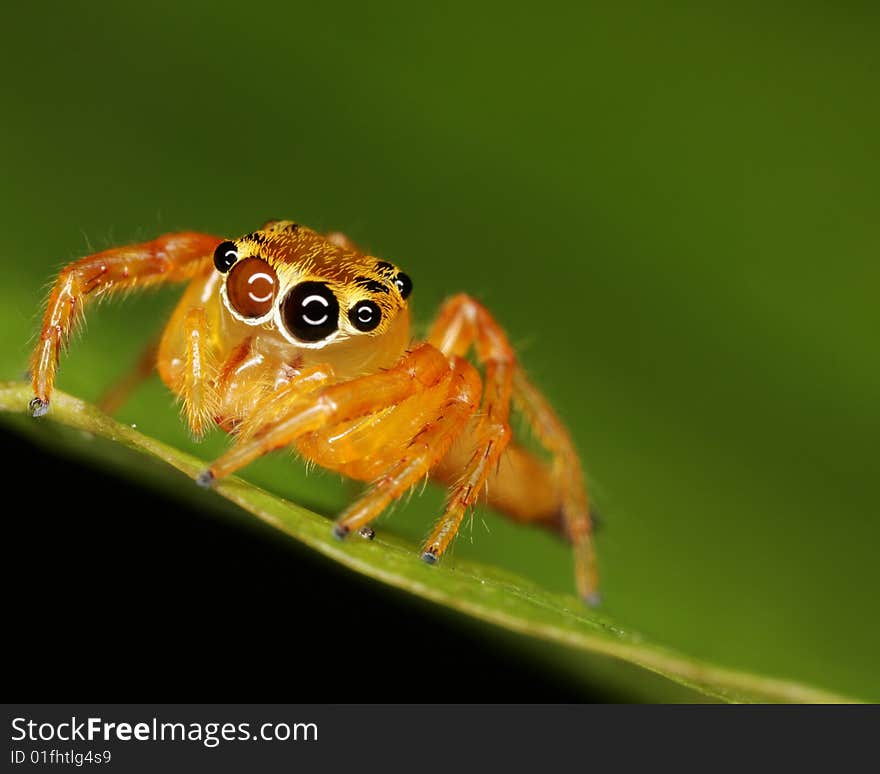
[29,397,49,418]
[420,550,439,565]
[332,523,350,541]
[583,591,602,608]
[195,469,215,488]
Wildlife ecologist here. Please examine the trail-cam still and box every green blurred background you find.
[2,2,878,701]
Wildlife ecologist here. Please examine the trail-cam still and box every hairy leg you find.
[179,308,219,437]
[29,231,221,415]
[433,429,563,525]
[211,335,259,430]
[422,294,514,562]
[332,357,480,538]
[296,379,452,477]
[234,364,337,440]
[513,368,598,604]
[197,343,451,484]
[428,294,598,603]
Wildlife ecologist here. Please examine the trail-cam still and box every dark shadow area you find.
[4,430,613,701]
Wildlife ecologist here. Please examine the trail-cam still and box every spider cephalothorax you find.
[215,221,411,347]
[28,220,599,603]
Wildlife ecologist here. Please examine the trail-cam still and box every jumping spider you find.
[29,220,599,603]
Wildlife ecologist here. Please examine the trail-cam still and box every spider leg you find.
[421,413,512,563]
[433,434,563,526]
[331,357,480,538]
[427,294,599,604]
[513,367,599,605]
[422,295,515,563]
[29,231,221,415]
[234,364,337,440]
[296,383,450,478]
[197,343,450,484]
[178,307,219,438]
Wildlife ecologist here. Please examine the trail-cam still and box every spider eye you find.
[348,300,382,332]
[226,257,279,319]
[394,272,413,300]
[282,281,340,342]
[213,241,239,273]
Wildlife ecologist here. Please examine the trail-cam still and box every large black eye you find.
[213,241,238,273]
[394,272,413,299]
[348,300,382,332]
[281,281,339,342]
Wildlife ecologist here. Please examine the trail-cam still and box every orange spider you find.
[29,220,599,603]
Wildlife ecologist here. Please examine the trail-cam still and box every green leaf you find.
[0,382,859,703]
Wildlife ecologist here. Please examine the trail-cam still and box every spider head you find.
[213,221,412,352]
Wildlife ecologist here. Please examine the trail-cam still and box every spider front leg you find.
[29,231,221,415]
[196,344,451,485]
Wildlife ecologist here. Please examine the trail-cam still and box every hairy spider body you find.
[29,220,599,603]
